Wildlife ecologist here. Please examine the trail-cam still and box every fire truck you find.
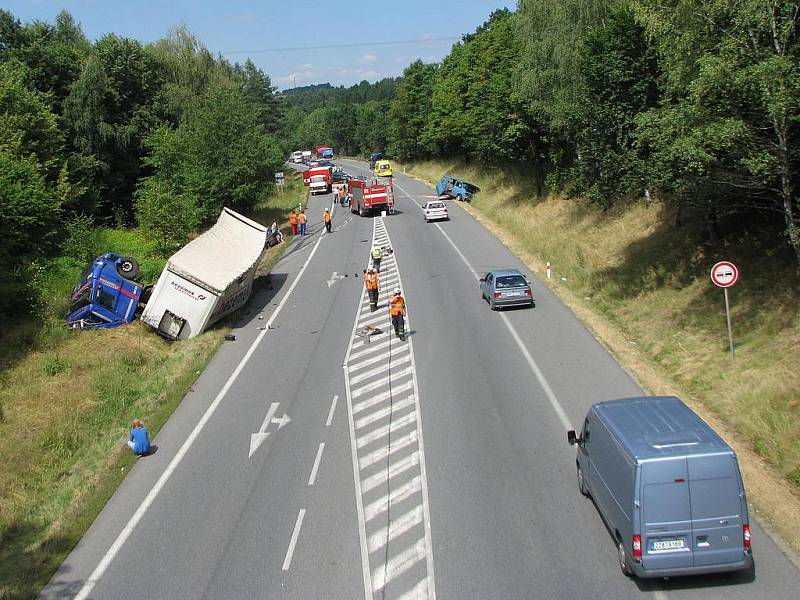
[303,166,333,195]
[348,177,395,217]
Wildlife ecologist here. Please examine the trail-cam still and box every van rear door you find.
[641,459,693,570]
[687,453,745,567]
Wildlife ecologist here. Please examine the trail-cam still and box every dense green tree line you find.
[0,11,285,318]
[286,3,799,267]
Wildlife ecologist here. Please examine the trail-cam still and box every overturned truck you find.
[141,208,268,340]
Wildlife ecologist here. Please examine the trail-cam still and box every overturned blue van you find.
[568,396,753,579]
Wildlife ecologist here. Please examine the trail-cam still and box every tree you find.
[141,80,284,222]
[389,60,437,160]
[634,0,800,265]
[234,58,282,134]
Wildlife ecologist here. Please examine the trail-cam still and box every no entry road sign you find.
[711,261,739,288]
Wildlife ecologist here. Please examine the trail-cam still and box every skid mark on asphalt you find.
[344,217,436,600]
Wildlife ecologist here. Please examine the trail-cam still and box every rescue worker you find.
[324,207,332,233]
[371,246,383,272]
[364,267,380,312]
[389,288,406,340]
[289,210,298,236]
[298,210,307,235]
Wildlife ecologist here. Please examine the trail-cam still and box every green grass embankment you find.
[399,159,800,555]
[0,172,306,600]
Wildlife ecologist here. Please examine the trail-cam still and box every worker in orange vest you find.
[298,210,307,235]
[389,287,406,340]
[289,210,298,236]
[364,267,380,312]
[323,207,332,233]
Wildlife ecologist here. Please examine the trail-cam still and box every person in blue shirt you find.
[127,419,151,456]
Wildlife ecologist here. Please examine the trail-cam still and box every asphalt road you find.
[40,160,800,600]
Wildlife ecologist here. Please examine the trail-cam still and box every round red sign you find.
[710,261,739,288]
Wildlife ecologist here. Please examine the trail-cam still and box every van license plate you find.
[651,539,685,551]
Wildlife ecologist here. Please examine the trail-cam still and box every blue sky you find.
[5,1,516,90]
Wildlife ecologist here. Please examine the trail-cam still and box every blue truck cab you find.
[66,253,148,330]
[436,175,480,202]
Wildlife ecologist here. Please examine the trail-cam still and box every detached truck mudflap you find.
[141,208,268,340]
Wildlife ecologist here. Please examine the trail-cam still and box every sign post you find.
[710,260,739,362]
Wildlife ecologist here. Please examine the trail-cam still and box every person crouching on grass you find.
[128,419,151,456]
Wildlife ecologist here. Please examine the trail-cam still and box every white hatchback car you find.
[423,200,449,222]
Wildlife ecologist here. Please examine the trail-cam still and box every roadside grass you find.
[399,159,800,554]
[0,175,305,600]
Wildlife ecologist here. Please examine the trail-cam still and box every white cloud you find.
[361,53,377,63]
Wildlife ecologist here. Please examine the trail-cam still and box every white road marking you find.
[361,453,420,494]
[350,357,412,386]
[363,476,422,522]
[360,430,418,470]
[282,508,306,571]
[355,397,416,430]
[351,366,413,397]
[372,538,427,592]
[357,412,418,450]
[72,234,326,600]
[308,443,325,486]
[353,381,415,415]
[249,402,280,459]
[369,505,424,553]
[348,346,408,375]
[396,182,574,432]
[325,395,339,427]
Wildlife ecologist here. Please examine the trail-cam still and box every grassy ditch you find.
[399,159,800,555]
[0,173,305,600]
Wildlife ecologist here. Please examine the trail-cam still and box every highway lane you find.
[41,159,800,600]
[341,159,800,599]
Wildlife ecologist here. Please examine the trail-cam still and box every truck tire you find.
[117,257,140,280]
[456,194,463,202]
[359,204,365,217]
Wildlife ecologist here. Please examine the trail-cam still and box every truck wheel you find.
[577,464,589,497]
[117,257,140,280]
[456,194,463,202]
[359,205,365,217]
[617,539,634,577]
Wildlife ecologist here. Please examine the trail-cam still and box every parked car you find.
[423,200,448,222]
[479,269,534,309]
[567,396,753,579]
[437,175,480,202]
[369,151,384,169]
[374,160,393,177]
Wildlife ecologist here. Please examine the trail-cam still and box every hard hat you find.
[393,287,401,295]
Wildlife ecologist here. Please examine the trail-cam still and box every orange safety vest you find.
[289,213,297,225]
[389,295,405,316]
[298,212,306,224]
[324,211,331,223]
[365,272,379,290]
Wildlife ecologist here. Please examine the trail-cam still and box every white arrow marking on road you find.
[249,402,280,458]
[271,412,292,429]
[327,271,346,287]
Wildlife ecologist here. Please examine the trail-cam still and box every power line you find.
[219,36,460,55]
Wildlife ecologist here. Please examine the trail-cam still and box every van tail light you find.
[494,292,502,298]
[743,524,751,550]
[632,535,642,560]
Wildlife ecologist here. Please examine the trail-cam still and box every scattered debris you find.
[225,334,236,341]
[357,325,384,344]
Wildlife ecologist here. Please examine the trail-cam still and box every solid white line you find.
[399,179,573,432]
[325,395,339,427]
[282,508,306,571]
[73,235,326,600]
[308,443,325,486]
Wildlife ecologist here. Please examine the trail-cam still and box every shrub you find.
[62,213,99,262]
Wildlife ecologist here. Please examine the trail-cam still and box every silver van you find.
[567,396,753,578]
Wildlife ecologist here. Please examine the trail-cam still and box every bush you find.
[135,178,200,255]
[62,213,99,262]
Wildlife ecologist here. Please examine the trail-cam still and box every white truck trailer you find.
[141,208,268,340]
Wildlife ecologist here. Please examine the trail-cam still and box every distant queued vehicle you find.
[373,160,393,177]
[369,151,384,169]
[437,175,480,202]
[423,200,448,222]
[290,151,303,164]
[479,269,534,309]
[317,159,335,167]
[301,150,312,164]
